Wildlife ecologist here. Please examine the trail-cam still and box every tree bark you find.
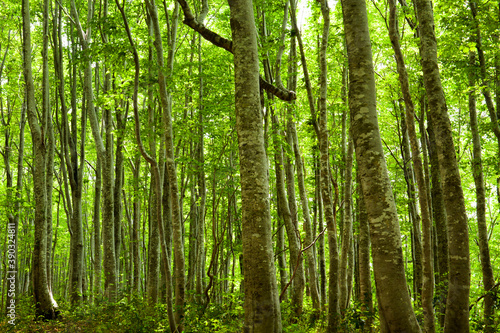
[144,1,185,328]
[70,0,117,301]
[341,0,421,331]
[315,1,340,330]
[22,0,58,319]
[115,1,176,329]
[468,49,495,333]
[388,2,434,330]
[414,1,471,331]
[357,173,373,332]
[339,135,354,310]
[228,0,282,330]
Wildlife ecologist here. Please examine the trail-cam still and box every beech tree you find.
[3,0,500,331]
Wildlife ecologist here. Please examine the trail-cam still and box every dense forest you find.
[0,0,498,331]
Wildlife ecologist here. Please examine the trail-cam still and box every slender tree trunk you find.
[469,0,500,209]
[341,0,421,331]
[54,2,87,304]
[114,108,126,285]
[115,1,177,329]
[145,1,185,328]
[132,155,141,295]
[290,119,321,315]
[315,158,326,311]
[4,94,26,320]
[70,0,117,301]
[271,112,304,317]
[228,0,282,330]
[315,0,341,330]
[339,135,354,310]
[284,30,320,314]
[357,173,373,332]
[22,0,58,319]
[414,1,470,331]
[468,49,495,333]
[93,157,102,298]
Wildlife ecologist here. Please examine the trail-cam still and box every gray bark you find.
[414,1,471,331]
[144,1,185,327]
[357,173,373,332]
[70,0,117,301]
[468,49,495,333]
[22,0,58,318]
[388,3,434,330]
[339,135,353,310]
[228,0,282,330]
[341,0,421,331]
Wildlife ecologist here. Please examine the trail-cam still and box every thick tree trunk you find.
[341,0,421,331]
[388,3,434,330]
[414,1,471,331]
[426,106,449,327]
[228,0,282,331]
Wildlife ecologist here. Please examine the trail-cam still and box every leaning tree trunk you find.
[228,0,282,331]
[340,0,421,331]
[414,1,471,331]
[22,0,58,319]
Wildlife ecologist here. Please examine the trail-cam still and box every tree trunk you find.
[145,1,185,327]
[4,89,26,321]
[339,135,354,310]
[115,1,176,329]
[341,0,421,331]
[315,1,340,330]
[426,102,449,327]
[93,156,102,298]
[228,0,282,330]
[22,0,58,319]
[284,29,320,314]
[468,49,495,333]
[70,0,117,301]
[388,3,435,330]
[357,173,373,332]
[414,1,471,331]
[272,112,304,317]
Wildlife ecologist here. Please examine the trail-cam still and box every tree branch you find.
[176,0,296,102]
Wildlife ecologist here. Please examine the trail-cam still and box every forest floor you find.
[0,295,332,332]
